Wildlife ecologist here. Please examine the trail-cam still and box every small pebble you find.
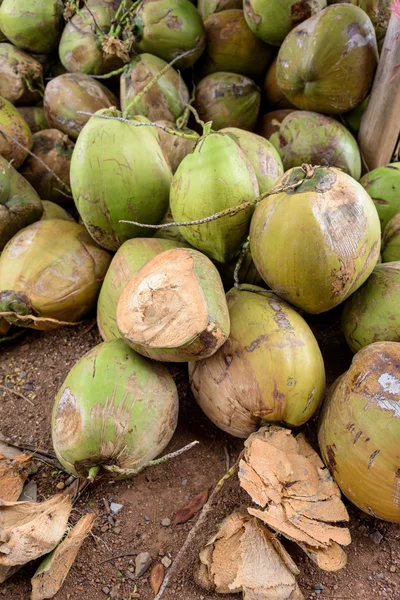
[389,566,396,573]
[161,556,172,568]
[56,481,65,490]
[376,573,384,580]
[182,479,188,486]
[114,527,121,534]
[135,552,152,577]
[102,587,110,595]
[161,518,171,527]
[110,502,123,515]
[370,531,383,545]
[314,583,323,594]
[144,514,151,522]
[107,516,115,527]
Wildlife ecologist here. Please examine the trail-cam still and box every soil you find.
[0,309,399,600]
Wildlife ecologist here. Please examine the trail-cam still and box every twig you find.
[2,440,56,459]
[0,383,34,406]
[31,455,70,474]
[0,312,86,326]
[98,551,139,565]
[223,446,230,471]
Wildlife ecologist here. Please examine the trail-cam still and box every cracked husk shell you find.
[97,237,187,342]
[40,201,75,222]
[318,341,400,522]
[269,111,361,179]
[194,72,261,131]
[198,0,242,17]
[117,247,230,362]
[0,96,32,167]
[120,53,189,122]
[155,120,199,173]
[250,166,381,314]
[382,214,400,262]
[276,4,378,114]
[189,286,325,437]
[360,162,400,231]
[0,451,32,501]
[342,262,400,352]
[17,105,48,133]
[52,338,179,478]
[170,132,259,262]
[0,219,111,330]
[70,110,172,251]
[264,57,296,109]
[0,43,43,105]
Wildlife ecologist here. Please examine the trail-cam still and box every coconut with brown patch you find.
[0,96,32,167]
[155,120,199,173]
[16,105,48,133]
[0,43,43,105]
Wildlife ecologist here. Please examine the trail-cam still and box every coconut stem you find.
[90,65,128,79]
[87,465,100,482]
[176,84,196,130]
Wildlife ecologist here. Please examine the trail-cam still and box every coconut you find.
[341,263,400,352]
[120,54,189,122]
[263,57,296,109]
[0,219,111,330]
[243,0,327,46]
[40,201,75,222]
[269,111,361,179]
[117,247,230,362]
[215,248,263,290]
[17,105,48,133]
[0,43,43,105]
[0,0,64,54]
[198,0,242,17]
[256,109,295,139]
[360,162,400,230]
[170,131,259,262]
[342,96,369,134]
[19,129,74,204]
[70,109,172,251]
[276,4,378,114]
[194,72,261,131]
[0,96,32,167]
[153,206,190,243]
[155,120,199,173]
[350,0,394,49]
[52,338,179,478]
[199,9,274,79]
[250,166,381,314]
[0,155,42,250]
[43,73,119,140]
[0,316,10,337]
[382,214,400,262]
[318,341,400,523]
[189,287,325,437]
[220,127,284,194]
[97,237,187,342]
[132,0,206,69]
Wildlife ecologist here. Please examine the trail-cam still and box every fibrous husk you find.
[195,510,304,599]
[0,451,32,501]
[0,43,43,105]
[31,513,95,600]
[239,426,351,571]
[0,95,33,167]
[0,494,72,567]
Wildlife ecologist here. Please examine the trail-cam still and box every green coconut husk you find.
[0,43,44,105]
[341,96,369,135]
[382,214,400,262]
[360,163,400,231]
[198,0,242,17]
[17,105,48,133]
[40,201,75,222]
[263,57,296,110]
[0,96,33,167]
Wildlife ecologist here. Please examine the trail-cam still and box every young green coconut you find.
[0,43,43,105]
[40,200,75,222]
[0,96,32,167]
[360,162,400,230]
[382,214,400,262]
[198,0,242,17]
[52,339,179,479]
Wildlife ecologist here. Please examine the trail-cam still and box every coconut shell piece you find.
[195,510,304,599]
[0,451,32,502]
[239,426,350,571]
[31,513,95,600]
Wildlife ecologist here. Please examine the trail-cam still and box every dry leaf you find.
[150,562,165,595]
[0,451,32,501]
[31,513,95,600]
[173,489,209,525]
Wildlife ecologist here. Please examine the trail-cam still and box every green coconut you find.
[342,96,369,135]
[0,154,42,250]
[215,248,263,290]
[256,109,295,139]
[170,131,259,262]
[40,201,75,222]
[17,105,48,133]
[341,262,400,352]
[120,54,189,122]
[194,72,261,131]
[97,237,186,342]
[132,0,206,69]
[263,57,296,110]
[269,111,361,179]
[117,247,230,362]
[0,0,64,54]
[198,0,242,17]
[199,9,274,79]
[155,120,199,173]
[0,43,43,105]
[43,73,119,140]
[360,163,400,231]
[189,286,326,438]
[276,4,378,114]
[243,0,327,46]
[382,214,400,262]
[250,166,381,314]
[52,339,179,479]
[220,127,284,194]
[0,96,32,167]
[70,109,172,251]
[19,129,74,205]
[0,219,111,330]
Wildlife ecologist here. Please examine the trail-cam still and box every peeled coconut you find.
[276,4,378,114]
[360,162,400,230]
[52,338,179,478]
[382,214,400,262]
[0,43,43,105]
[318,341,400,523]
[0,219,111,330]
[195,72,261,131]
[264,57,296,110]
[0,96,32,167]
[198,0,242,17]
[269,111,361,179]
[117,247,230,362]
[40,201,74,222]
[250,166,381,314]
[189,287,325,438]
[19,129,74,204]
[17,105,48,133]
[155,120,199,173]
[341,262,400,352]
[43,73,119,140]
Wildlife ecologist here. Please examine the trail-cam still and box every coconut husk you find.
[239,426,350,571]
[0,451,32,502]
[0,495,72,567]
[195,510,304,599]
[31,513,95,600]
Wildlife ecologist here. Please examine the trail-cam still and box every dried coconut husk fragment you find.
[0,495,71,567]
[239,426,350,572]
[31,512,95,600]
[0,451,32,501]
[0,563,22,584]
[195,510,304,599]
